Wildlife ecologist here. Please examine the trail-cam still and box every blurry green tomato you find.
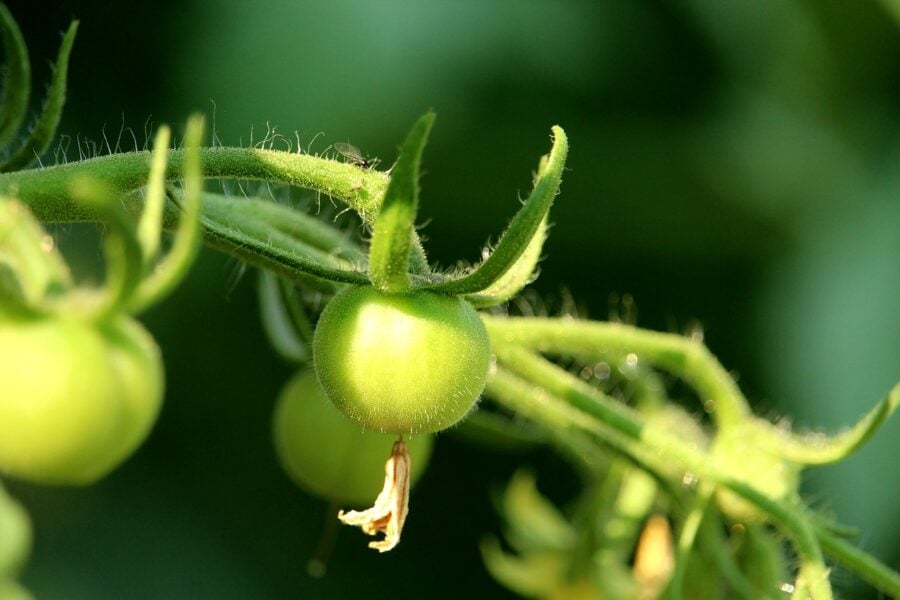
[0,581,32,600]
[313,286,491,434]
[0,485,30,580]
[273,370,432,505]
[0,313,163,485]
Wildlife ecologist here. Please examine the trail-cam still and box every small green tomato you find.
[313,285,491,434]
[0,484,31,581]
[0,312,163,485]
[273,370,432,505]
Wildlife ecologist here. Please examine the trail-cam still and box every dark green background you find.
[5,0,899,598]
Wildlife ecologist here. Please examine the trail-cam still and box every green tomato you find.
[313,286,491,434]
[0,312,163,485]
[0,485,30,580]
[0,581,33,600]
[273,370,432,505]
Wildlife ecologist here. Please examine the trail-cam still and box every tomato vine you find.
[0,5,897,599]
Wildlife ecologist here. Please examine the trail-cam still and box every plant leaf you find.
[257,270,310,364]
[68,176,143,316]
[129,115,204,311]
[815,521,900,598]
[0,197,71,302]
[465,217,546,308]
[500,469,577,553]
[479,537,566,598]
[136,125,172,265]
[197,192,368,289]
[763,382,899,465]
[368,112,434,293]
[0,4,31,149]
[0,261,28,314]
[0,20,78,172]
[426,126,567,295]
[232,195,366,263]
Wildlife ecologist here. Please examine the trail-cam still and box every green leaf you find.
[733,524,789,599]
[0,260,28,313]
[232,196,366,263]
[762,382,899,465]
[426,126,567,295]
[129,115,204,312]
[197,192,368,289]
[465,217,546,308]
[479,536,566,598]
[0,20,78,172]
[815,521,900,598]
[68,176,143,316]
[368,112,434,293]
[0,197,71,303]
[257,270,312,364]
[601,467,659,556]
[500,469,577,553]
[136,125,172,265]
[0,4,31,149]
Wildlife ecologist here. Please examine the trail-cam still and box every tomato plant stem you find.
[483,315,750,429]
[0,147,389,224]
[487,340,834,599]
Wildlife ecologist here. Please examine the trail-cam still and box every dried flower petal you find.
[337,439,410,552]
[634,514,674,599]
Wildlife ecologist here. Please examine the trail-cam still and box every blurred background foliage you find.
[5,0,899,598]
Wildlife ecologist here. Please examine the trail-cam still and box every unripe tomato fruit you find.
[0,485,31,580]
[273,370,432,505]
[313,286,491,434]
[0,313,163,485]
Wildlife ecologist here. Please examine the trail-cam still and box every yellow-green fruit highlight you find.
[0,313,163,485]
[273,370,432,505]
[313,286,491,434]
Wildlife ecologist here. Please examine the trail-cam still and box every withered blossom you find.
[338,439,410,552]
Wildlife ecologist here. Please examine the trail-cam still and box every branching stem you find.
[489,339,834,599]
[483,315,750,429]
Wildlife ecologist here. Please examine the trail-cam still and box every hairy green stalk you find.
[0,147,389,223]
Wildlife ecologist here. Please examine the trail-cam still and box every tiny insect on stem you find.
[333,142,378,169]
